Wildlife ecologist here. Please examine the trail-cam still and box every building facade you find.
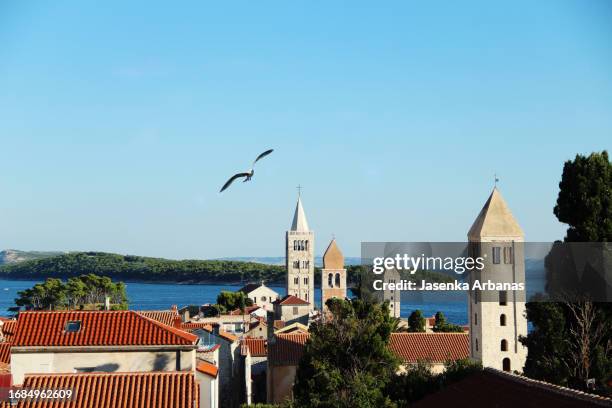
[321,239,347,311]
[285,195,314,308]
[467,187,528,373]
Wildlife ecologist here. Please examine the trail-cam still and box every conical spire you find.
[468,187,524,240]
[323,239,344,269]
[291,196,310,232]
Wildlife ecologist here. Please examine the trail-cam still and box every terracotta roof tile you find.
[389,333,469,363]
[137,310,179,327]
[275,295,309,306]
[268,333,309,366]
[2,371,199,408]
[12,311,197,348]
[1,321,16,342]
[196,361,218,378]
[0,344,9,364]
[243,338,267,357]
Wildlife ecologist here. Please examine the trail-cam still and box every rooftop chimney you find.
[173,315,183,329]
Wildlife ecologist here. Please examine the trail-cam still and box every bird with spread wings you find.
[219,149,274,193]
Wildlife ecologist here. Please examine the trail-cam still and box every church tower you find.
[321,239,347,310]
[467,187,528,373]
[286,194,315,310]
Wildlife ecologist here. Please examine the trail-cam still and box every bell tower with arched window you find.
[467,187,528,373]
[321,238,347,311]
[286,194,315,310]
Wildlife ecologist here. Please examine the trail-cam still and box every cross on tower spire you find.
[494,173,499,187]
[297,184,302,197]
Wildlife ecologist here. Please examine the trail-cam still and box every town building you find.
[238,282,280,312]
[389,332,470,374]
[9,310,198,385]
[196,361,219,408]
[272,295,310,326]
[467,187,528,373]
[321,238,347,311]
[266,332,309,404]
[286,194,315,308]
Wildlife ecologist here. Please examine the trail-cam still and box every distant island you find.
[0,250,453,286]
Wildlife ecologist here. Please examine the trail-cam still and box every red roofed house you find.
[266,332,309,404]
[196,361,219,408]
[241,338,268,404]
[10,311,199,385]
[0,371,200,408]
[272,295,309,327]
[389,332,470,374]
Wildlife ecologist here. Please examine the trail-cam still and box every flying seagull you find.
[219,149,274,193]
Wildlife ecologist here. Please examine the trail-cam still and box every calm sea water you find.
[0,279,468,325]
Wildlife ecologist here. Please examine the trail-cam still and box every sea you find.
[0,279,468,325]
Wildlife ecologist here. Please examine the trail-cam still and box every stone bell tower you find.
[467,187,528,373]
[321,238,347,310]
[286,194,315,309]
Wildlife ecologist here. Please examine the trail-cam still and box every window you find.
[503,247,513,264]
[293,241,297,250]
[261,296,266,302]
[65,321,81,333]
[499,291,507,306]
[335,273,340,287]
[253,297,257,304]
[492,247,501,264]
[501,339,508,351]
[293,307,298,315]
[294,277,298,285]
[304,277,308,285]
[305,241,309,251]
[305,293,308,301]
[474,313,478,325]
[502,358,511,372]
[500,314,506,326]
[474,289,480,304]
[328,273,333,287]
[475,338,479,352]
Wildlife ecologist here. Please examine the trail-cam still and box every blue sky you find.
[0,1,610,259]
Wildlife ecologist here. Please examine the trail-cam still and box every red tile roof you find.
[1,320,16,342]
[389,333,469,363]
[243,338,267,357]
[12,311,197,348]
[275,295,309,306]
[137,310,179,327]
[0,343,10,364]
[196,361,218,378]
[268,333,309,366]
[2,371,199,408]
[412,368,612,408]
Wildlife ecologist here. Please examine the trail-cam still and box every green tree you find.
[293,298,399,407]
[522,151,612,395]
[216,291,253,313]
[432,311,464,333]
[407,309,425,332]
[554,151,611,242]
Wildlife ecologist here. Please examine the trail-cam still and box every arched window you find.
[501,339,508,351]
[305,240,309,251]
[502,358,511,372]
[500,314,506,326]
[335,273,341,287]
[328,273,333,288]
[304,277,308,285]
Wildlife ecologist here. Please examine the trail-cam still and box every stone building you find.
[321,238,347,310]
[467,187,528,373]
[286,195,314,308]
